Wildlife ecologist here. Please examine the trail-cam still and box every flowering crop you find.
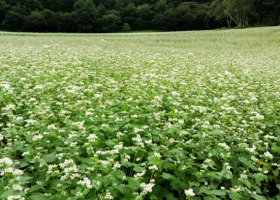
[0,27,280,200]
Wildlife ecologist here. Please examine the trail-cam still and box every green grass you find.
[0,27,280,200]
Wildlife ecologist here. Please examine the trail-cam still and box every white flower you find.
[47,164,59,174]
[13,169,24,175]
[34,85,44,89]
[104,190,114,199]
[47,124,57,130]
[87,134,97,142]
[251,156,258,162]
[264,151,273,159]
[0,157,13,166]
[132,134,145,147]
[240,174,248,179]
[218,142,230,150]
[204,158,212,163]
[7,195,25,200]
[264,135,275,139]
[113,162,121,169]
[101,123,109,129]
[134,170,146,178]
[246,145,256,153]
[33,135,43,141]
[76,191,83,197]
[116,131,124,137]
[59,159,75,169]
[77,177,92,189]
[1,83,10,90]
[230,186,241,192]
[134,127,143,133]
[148,165,158,171]
[12,185,23,191]
[255,113,264,120]
[153,152,161,158]
[140,182,155,196]
[185,189,195,197]
[171,91,180,97]
[22,152,30,156]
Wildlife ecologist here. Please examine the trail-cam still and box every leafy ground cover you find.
[0,27,280,200]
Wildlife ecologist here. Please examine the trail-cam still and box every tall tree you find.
[211,0,256,27]
[0,0,8,25]
[2,5,26,31]
[254,0,280,24]
[101,11,122,32]
[41,0,74,12]
[74,0,97,32]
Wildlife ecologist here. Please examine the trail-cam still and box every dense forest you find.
[0,0,279,32]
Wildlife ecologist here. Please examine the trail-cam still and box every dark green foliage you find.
[57,12,77,32]
[74,0,97,32]
[0,0,279,32]
[2,10,25,31]
[101,12,122,32]
[0,0,8,24]
[121,22,131,32]
[24,11,47,32]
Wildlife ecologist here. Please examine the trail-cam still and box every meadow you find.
[0,27,279,200]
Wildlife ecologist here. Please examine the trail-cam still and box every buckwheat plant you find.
[0,27,279,199]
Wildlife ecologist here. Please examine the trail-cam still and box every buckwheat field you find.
[0,27,279,200]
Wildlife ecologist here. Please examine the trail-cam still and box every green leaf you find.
[113,184,127,194]
[38,159,48,167]
[273,170,279,177]
[170,179,181,191]
[133,165,145,173]
[163,161,176,170]
[150,195,158,200]
[19,161,29,168]
[224,170,233,179]
[42,151,56,163]
[252,173,267,186]
[56,147,64,152]
[238,178,251,188]
[162,172,175,180]
[204,196,222,200]
[272,143,280,155]
[251,193,266,200]
[83,189,90,196]
[238,157,250,166]
[166,193,178,200]
[29,185,44,193]
[128,178,140,190]
[105,139,117,148]
[208,190,227,196]
[30,193,49,200]
[198,186,211,195]
[227,191,242,200]
[79,157,95,165]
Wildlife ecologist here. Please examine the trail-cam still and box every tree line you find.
[0,0,279,33]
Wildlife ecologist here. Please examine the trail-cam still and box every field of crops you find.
[0,27,280,200]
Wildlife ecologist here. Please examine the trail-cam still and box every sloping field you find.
[0,27,279,200]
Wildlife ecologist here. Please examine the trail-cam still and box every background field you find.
[0,27,280,200]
